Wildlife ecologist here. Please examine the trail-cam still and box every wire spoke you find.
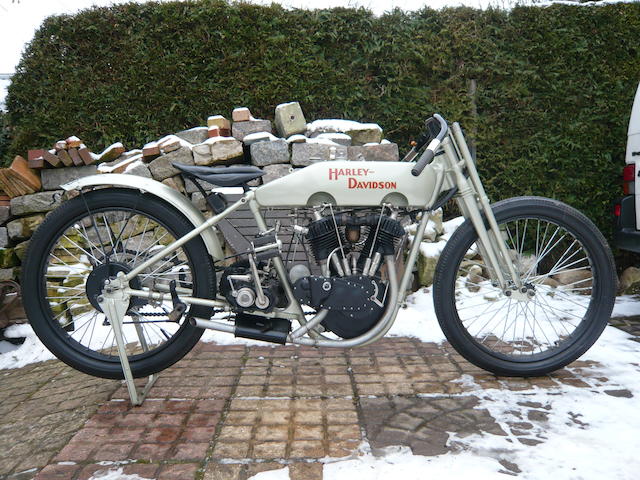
[454,214,594,359]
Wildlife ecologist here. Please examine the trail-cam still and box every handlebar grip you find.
[411,149,435,176]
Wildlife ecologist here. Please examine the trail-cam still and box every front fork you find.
[443,124,521,291]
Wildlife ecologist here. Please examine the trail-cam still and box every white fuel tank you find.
[254,161,438,208]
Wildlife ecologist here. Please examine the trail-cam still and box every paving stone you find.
[34,463,79,479]
[171,441,209,460]
[157,463,199,480]
[307,119,383,145]
[123,161,152,178]
[148,146,194,181]
[176,126,208,145]
[0,335,626,478]
[252,440,287,459]
[347,143,399,162]
[0,227,8,248]
[0,206,11,225]
[262,164,291,183]
[274,101,307,137]
[232,119,272,141]
[10,190,63,216]
[250,139,289,166]
[360,395,507,456]
[313,132,352,146]
[6,213,44,241]
[291,143,347,166]
[203,463,243,480]
[41,165,98,190]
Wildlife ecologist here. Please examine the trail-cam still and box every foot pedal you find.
[168,280,187,322]
[234,313,290,344]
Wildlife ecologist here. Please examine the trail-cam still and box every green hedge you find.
[4,1,640,237]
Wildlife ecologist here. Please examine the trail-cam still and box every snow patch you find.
[323,446,504,479]
[243,131,279,144]
[87,467,153,480]
[0,324,55,369]
[306,119,382,136]
[156,134,193,149]
[247,466,290,480]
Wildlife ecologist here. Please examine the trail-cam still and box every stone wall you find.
[0,102,402,328]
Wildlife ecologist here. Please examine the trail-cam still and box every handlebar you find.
[411,113,448,177]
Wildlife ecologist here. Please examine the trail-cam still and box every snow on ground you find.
[2,285,639,480]
[0,323,55,369]
[2,289,639,366]
[86,467,152,480]
[248,467,291,480]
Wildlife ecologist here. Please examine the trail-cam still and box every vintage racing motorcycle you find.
[22,114,617,392]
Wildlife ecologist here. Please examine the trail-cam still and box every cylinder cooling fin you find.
[305,212,405,262]
[305,217,346,261]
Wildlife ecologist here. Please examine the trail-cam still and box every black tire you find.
[22,188,216,379]
[433,196,616,377]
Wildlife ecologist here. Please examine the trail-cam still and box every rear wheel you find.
[433,197,616,376]
[22,188,216,379]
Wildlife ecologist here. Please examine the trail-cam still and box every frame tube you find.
[124,194,250,281]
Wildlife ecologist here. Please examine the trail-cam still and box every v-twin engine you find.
[291,208,405,338]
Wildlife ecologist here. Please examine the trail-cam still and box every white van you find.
[613,83,640,252]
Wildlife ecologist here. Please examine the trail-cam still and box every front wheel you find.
[22,188,216,379]
[433,196,616,377]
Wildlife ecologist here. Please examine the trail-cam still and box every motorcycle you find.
[21,114,617,391]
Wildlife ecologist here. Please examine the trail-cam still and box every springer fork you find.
[442,124,521,291]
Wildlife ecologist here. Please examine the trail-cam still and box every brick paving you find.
[609,315,640,342]
[0,322,636,480]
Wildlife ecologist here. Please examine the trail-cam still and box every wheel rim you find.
[453,216,596,362]
[39,205,196,362]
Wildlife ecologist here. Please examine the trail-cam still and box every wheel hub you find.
[85,263,141,312]
[505,283,536,302]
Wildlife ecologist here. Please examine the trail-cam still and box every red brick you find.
[162,399,196,412]
[152,413,187,427]
[71,427,110,442]
[197,399,225,412]
[108,427,146,442]
[116,413,156,426]
[157,463,199,480]
[180,426,217,442]
[144,427,182,443]
[212,441,249,458]
[133,442,173,460]
[97,401,130,414]
[92,443,134,461]
[187,412,220,427]
[122,464,160,477]
[35,463,79,479]
[28,149,45,161]
[84,413,118,427]
[171,442,209,460]
[53,441,94,462]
